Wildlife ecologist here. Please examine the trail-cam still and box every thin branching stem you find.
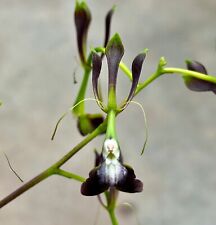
[54,168,85,182]
[0,120,107,209]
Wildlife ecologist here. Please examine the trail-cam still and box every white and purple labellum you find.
[81,138,143,196]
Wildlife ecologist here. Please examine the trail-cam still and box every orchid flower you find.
[81,34,145,196]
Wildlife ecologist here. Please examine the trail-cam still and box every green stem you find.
[54,120,107,168]
[135,66,216,95]
[106,110,117,139]
[135,71,161,95]
[0,120,107,209]
[106,188,119,225]
[108,208,119,225]
[54,169,85,182]
[73,66,91,116]
[0,168,52,208]
[119,62,132,80]
[163,67,216,83]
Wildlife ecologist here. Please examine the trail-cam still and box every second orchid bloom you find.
[81,34,146,196]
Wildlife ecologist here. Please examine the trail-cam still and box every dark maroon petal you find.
[94,150,103,167]
[103,7,115,49]
[186,60,208,74]
[81,167,109,196]
[92,52,103,102]
[185,60,216,94]
[74,1,91,65]
[105,33,124,91]
[116,165,143,193]
[183,76,216,92]
[126,52,146,103]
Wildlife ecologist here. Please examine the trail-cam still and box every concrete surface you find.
[0,0,216,225]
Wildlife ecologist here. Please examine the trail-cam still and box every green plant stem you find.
[163,67,216,83]
[135,71,161,95]
[0,120,107,209]
[119,62,132,80]
[54,168,85,182]
[94,46,216,91]
[73,66,91,116]
[135,67,216,95]
[0,168,52,209]
[106,188,119,225]
[108,208,119,225]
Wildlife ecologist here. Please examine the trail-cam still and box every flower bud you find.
[184,60,216,94]
[74,1,91,66]
[77,113,104,136]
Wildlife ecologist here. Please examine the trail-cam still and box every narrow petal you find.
[186,60,208,74]
[74,1,91,65]
[103,6,115,49]
[81,166,109,196]
[92,52,103,102]
[105,33,124,90]
[94,150,103,167]
[116,165,143,193]
[126,52,146,103]
[184,60,216,94]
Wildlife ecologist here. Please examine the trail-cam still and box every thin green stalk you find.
[135,71,161,95]
[163,67,216,83]
[119,62,132,80]
[54,120,107,168]
[0,120,107,209]
[54,168,85,182]
[73,66,91,116]
[106,110,117,139]
[108,208,119,225]
[106,188,119,225]
[0,168,52,208]
[135,67,216,95]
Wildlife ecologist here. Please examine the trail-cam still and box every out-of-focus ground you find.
[0,0,216,225]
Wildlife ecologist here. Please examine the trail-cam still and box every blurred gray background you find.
[0,0,216,225]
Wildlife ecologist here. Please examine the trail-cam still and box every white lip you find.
[98,159,127,186]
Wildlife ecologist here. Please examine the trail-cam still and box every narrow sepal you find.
[81,166,109,196]
[186,60,208,74]
[126,52,146,103]
[116,165,143,193]
[103,6,115,49]
[92,52,102,101]
[74,1,91,65]
[94,150,103,167]
[184,60,216,94]
[105,33,124,90]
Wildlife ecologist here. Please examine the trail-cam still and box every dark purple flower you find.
[81,138,143,196]
[184,60,216,94]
